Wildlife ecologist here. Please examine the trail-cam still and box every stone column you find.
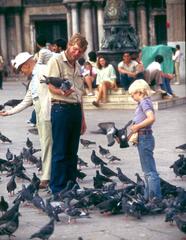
[137,1,148,46]
[0,14,8,60]
[82,2,93,53]
[97,4,104,49]
[15,13,22,53]
[128,1,136,29]
[66,6,72,39]
[71,3,79,34]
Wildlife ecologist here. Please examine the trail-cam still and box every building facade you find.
[0,0,185,78]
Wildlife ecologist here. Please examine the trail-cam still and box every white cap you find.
[11,52,33,70]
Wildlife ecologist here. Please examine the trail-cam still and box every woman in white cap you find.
[128,79,161,201]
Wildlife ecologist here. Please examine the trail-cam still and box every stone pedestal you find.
[98,0,139,83]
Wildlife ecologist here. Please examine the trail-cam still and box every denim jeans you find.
[161,77,173,95]
[119,74,134,90]
[120,73,144,91]
[137,134,161,200]
[50,103,82,194]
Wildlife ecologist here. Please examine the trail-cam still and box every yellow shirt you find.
[46,51,84,103]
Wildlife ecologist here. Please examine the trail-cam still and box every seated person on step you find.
[118,52,143,91]
[92,55,117,107]
[145,55,174,93]
[82,61,97,96]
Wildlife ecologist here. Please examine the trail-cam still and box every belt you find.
[138,130,152,135]
[51,99,80,106]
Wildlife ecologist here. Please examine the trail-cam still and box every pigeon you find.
[32,192,46,212]
[6,148,13,161]
[76,169,87,180]
[13,184,34,204]
[175,143,186,151]
[0,202,20,226]
[170,154,186,178]
[96,122,115,134]
[173,215,186,233]
[26,137,33,148]
[0,212,20,238]
[7,175,17,196]
[28,128,38,135]
[80,138,96,148]
[30,218,55,239]
[116,167,135,185]
[100,164,117,178]
[45,199,60,222]
[0,104,4,111]
[0,132,12,143]
[93,177,104,189]
[3,99,22,107]
[65,207,90,223]
[31,172,41,191]
[77,157,88,169]
[40,75,72,91]
[91,150,107,167]
[107,155,121,163]
[0,196,9,214]
[95,170,113,184]
[98,145,110,157]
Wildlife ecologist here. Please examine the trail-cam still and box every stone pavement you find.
[0,81,186,240]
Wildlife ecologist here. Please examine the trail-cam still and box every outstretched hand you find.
[0,111,9,116]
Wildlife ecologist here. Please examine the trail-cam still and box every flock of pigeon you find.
[0,123,186,239]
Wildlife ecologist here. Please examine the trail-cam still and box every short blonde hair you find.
[128,79,152,96]
[68,33,88,51]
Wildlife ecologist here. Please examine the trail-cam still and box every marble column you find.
[97,4,104,49]
[138,2,148,46]
[66,6,72,39]
[71,3,79,34]
[82,3,93,53]
[128,1,136,29]
[15,13,22,53]
[0,14,8,60]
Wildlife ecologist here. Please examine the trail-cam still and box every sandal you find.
[92,101,99,107]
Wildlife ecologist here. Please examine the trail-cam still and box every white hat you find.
[11,52,33,70]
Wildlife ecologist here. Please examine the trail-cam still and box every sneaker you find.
[156,88,167,94]
[92,101,99,107]
[174,82,180,85]
[163,95,173,100]
[87,92,94,96]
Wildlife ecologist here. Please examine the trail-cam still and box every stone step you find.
[83,95,186,110]
[83,92,162,103]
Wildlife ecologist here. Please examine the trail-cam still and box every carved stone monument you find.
[99,0,139,81]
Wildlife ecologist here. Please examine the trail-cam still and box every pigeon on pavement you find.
[0,132,12,143]
[91,150,107,167]
[0,212,21,239]
[30,218,55,240]
[80,139,96,148]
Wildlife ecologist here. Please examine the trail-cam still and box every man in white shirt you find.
[146,55,174,94]
[118,52,140,91]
